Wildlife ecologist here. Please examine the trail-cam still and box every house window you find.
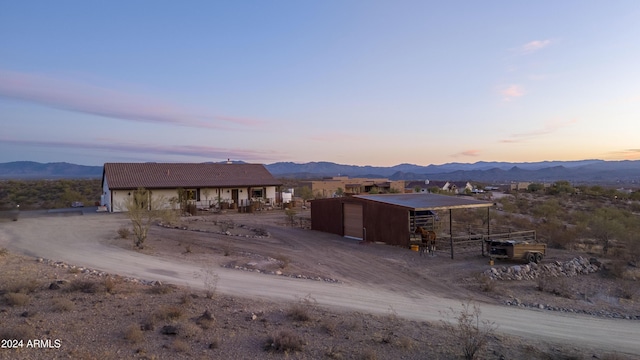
[184,189,200,201]
[251,189,263,198]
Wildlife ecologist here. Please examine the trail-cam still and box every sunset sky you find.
[1,1,639,167]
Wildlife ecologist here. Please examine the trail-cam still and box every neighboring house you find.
[510,182,531,191]
[302,177,405,198]
[101,163,282,212]
[405,180,472,194]
[449,181,474,194]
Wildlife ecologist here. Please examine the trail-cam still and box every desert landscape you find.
[1,204,638,359]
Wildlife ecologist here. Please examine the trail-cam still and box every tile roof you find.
[103,163,282,190]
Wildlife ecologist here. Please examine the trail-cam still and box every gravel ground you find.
[0,210,638,359]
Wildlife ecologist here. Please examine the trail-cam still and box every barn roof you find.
[352,193,493,211]
[103,163,281,189]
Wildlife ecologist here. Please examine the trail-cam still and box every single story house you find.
[302,177,405,198]
[101,162,282,212]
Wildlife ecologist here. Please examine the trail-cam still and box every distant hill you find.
[0,161,102,179]
[1,160,639,185]
[265,160,640,185]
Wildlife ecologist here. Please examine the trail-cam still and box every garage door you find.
[343,203,363,240]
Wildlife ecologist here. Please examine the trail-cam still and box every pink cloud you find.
[608,149,640,160]
[518,39,552,54]
[0,137,283,162]
[0,69,265,129]
[500,85,525,101]
[453,149,481,157]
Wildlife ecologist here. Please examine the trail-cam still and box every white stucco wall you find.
[101,177,111,211]
[106,186,279,212]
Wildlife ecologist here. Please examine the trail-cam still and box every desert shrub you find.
[264,330,304,353]
[195,309,215,329]
[7,278,40,294]
[172,338,190,352]
[606,260,628,279]
[536,276,572,298]
[104,277,118,293]
[285,208,297,226]
[124,324,144,343]
[178,322,201,338]
[68,266,81,274]
[617,281,638,300]
[359,349,378,360]
[288,295,317,322]
[396,336,414,349]
[275,254,290,269]
[141,315,157,331]
[154,305,184,321]
[0,324,35,341]
[321,318,338,336]
[0,247,8,256]
[117,227,131,239]
[5,292,30,306]
[179,292,192,305]
[51,298,75,312]
[324,346,345,359]
[441,301,497,360]
[67,279,103,293]
[147,283,175,295]
[476,273,496,292]
[222,242,233,256]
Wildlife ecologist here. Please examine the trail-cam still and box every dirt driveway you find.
[1,211,639,356]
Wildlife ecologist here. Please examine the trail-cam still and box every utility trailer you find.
[485,239,546,263]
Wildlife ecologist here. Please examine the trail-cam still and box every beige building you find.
[102,162,281,212]
[303,176,405,198]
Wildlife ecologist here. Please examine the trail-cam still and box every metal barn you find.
[311,193,494,249]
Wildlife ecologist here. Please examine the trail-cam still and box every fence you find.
[444,230,537,258]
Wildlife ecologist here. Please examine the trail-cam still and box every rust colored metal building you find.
[311,193,494,247]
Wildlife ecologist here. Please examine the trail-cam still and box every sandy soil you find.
[0,209,639,359]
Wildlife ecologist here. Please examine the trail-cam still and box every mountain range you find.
[0,160,639,185]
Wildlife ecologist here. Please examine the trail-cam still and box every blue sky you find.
[1,1,639,167]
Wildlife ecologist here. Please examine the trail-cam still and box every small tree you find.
[589,208,625,255]
[122,188,175,249]
[285,208,297,227]
[299,186,313,205]
[201,188,211,208]
[441,301,497,360]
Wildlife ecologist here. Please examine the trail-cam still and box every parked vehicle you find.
[485,239,546,263]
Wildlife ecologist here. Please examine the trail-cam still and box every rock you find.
[199,309,214,321]
[161,325,178,335]
[49,282,60,290]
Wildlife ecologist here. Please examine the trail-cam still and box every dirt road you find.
[1,213,638,356]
